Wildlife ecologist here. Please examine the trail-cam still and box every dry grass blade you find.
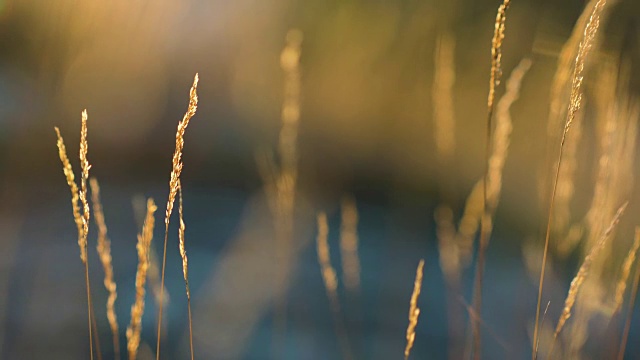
[316,212,353,360]
[614,228,640,313]
[472,0,516,346]
[54,127,84,259]
[532,1,609,357]
[405,259,425,360]
[471,58,532,359]
[178,182,194,360]
[544,0,610,233]
[156,73,199,360]
[549,201,627,357]
[340,196,361,292]
[127,198,157,360]
[133,196,170,314]
[90,178,120,359]
[78,111,96,360]
[54,110,95,360]
[488,58,531,209]
[618,243,640,360]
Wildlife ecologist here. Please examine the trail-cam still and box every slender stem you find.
[85,261,95,360]
[156,226,170,360]
[187,295,194,360]
[90,301,103,360]
[533,136,566,360]
[471,79,496,360]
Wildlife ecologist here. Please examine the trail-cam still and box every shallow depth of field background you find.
[0,0,639,359]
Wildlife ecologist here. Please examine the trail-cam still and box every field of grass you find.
[0,0,639,359]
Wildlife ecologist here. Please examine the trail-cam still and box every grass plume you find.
[54,110,95,360]
[404,259,425,360]
[156,73,199,359]
[316,212,353,360]
[532,1,609,357]
[544,0,604,233]
[549,201,627,357]
[90,178,120,359]
[614,228,640,312]
[78,110,95,360]
[126,198,157,360]
[618,244,640,360]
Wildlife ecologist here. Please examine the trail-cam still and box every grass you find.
[51,1,640,359]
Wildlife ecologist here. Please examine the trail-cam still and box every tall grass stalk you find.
[90,178,120,360]
[614,228,640,313]
[156,73,199,359]
[54,110,95,360]
[532,1,609,357]
[548,202,626,357]
[617,245,640,360]
[472,0,511,354]
[127,199,157,360]
[469,57,531,360]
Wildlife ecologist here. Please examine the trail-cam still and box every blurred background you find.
[0,0,639,358]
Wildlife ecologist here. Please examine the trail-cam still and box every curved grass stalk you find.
[532,1,609,358]
[156,74,199,360]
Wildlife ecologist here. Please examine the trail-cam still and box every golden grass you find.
[156,73,199,359]
[549,201,627,357]
[90,178,120,359]
[126,198,157,360]
[456,181,484,267]
[472,0,514,346]
[265,29,303,355]
[317,212,339,308]
[132,195,170,316]
[340,196,361,293]
[618,247,640,360]
[532,1,609,357]
[316,212,353,360]
[544,0,602,233]
[54,128,84,260]
[467,59,533,360]
[614,228,640,312]
[178,182,194,360]
[54,110,95,360]
[435,206,459,284]
[404,259,424,360]
[471,51,531,358]
[488,58,531,207]
[47,14,640,360]
[78,110,95,360]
